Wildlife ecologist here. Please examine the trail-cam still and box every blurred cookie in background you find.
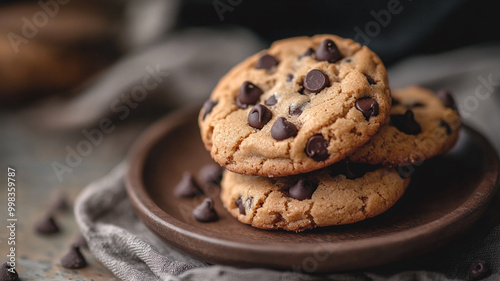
[0,0,123,105]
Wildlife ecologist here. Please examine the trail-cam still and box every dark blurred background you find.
[1,0,499,106]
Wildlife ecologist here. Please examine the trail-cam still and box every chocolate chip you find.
[286,73,294,82]
[344,58,352,63]
[265,95,278,106]
[440,120,452,135]
[306,135,329,161]
[316,39,342,63]
[468,260,491,281]
[271,117,298,140]
[61,244,87,269]
[198,164,223,188]
[289,103,306,116]
[202,99,218,120]
[256,53,279,70]
[75,233,88,249]
[304,69,329,93]
[174,172,203,198]
[365,74,376,85]
[289,178,318,200]
[235,197,245,215]
[392,98,400,106]
[0,262,19,281]
[437,89,458,110]
[355,97,379,120]
[248,104,272,129]
[391,110,422,135]
[35,215,60,234]
[299,47,315,59]
[193,198,218,222]
[237,81,263,108]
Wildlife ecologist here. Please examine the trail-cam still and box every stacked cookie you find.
[198,35,460,231]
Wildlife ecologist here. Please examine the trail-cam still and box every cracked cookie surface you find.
[199,35,391,177]
[220,162,410,231]
[349,86,460,166]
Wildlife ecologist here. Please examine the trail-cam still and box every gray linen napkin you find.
[74,161,500,281]
[75,44,500,281]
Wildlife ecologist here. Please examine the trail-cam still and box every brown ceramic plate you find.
[125,107,499,272]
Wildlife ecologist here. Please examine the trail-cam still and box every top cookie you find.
[199,35,391,177]
[349,86,461,166]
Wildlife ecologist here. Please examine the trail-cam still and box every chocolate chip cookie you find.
[220,161,410,231]
[199,35,391,177]
[349,86,461,166]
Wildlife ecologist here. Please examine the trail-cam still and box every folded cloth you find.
[75,162,500,281]
[75,43,500,281]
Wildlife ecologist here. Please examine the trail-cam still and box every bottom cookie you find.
[220,162,410,232]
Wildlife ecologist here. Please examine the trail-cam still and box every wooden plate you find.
[125,107,499,272]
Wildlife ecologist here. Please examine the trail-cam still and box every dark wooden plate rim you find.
[125,107,499,266]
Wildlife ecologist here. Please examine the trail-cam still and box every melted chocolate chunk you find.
[365,74,376,85]
[299,47,315,59]
[35,215,60,234]
[193,198,218,222]
[391,110,422,135]
[305,135,329,161]
[256,53,279,70]
[315,39,342,63]
[289,102,307,116]
[271,117,298,140]
[235,197,245,215]
[439,120,452,135]
[0,262,19,281]
[468,261,491,281]
[355,97,379,120]
[202,99,218,120]
[437,89,458,110]
[265,95,278,106]
[288,178,318,200]
[248,104,272,129]
[237,81,263,108]
[286,73,294,82]
[198,164,223,188]
[304,69,329,93]
[61,244,87,269]
[174,172,203,198]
